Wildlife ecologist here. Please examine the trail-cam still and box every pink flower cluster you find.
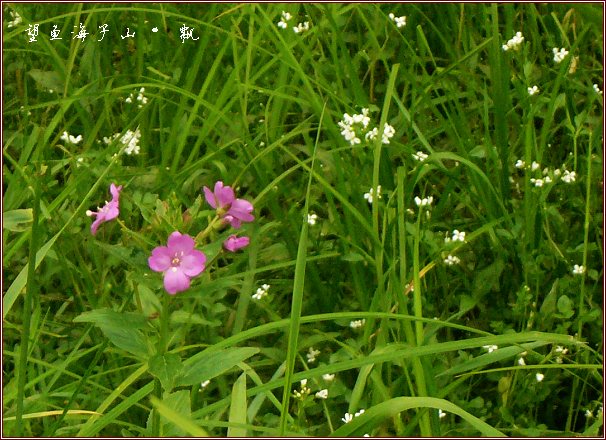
[87,181,254,295]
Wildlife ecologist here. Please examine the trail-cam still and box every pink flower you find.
[223,235,250,252]
[148,231,207,295]
[203,181,255,229]
[86,183,122,235]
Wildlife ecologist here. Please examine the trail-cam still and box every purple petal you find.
[180,250,206,277]
[223,214,240,229]
[163,267,191,294]
[110,183,122,201]
[214,181,235,208]
[103,201,120,221]
[90,216,104,235]
[167,231,195,254]
[203,186,217,209]
[227,199,255,222]
[148,246,172,272]
[223,235,250,252]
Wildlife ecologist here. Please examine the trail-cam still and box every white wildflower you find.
[200,379,210,388]
[561,170,576,183]
[342,412,354,423]
[438,409,447,419]
[293,22,310,34]
[277,11,292,29]
[412,150,428,162]
[322,373,335,382]
[315,389,329,399]
[593,83,603,95]
[552,47,569,64]
[572,264,585,275]
[349,319,366,329]
[585,409,593,418]
[60,131,83,145]
[530,178,544,187]
[444,255,461,266]
[364,186,382,204]
[555,346,568,355]
[527,85,540,96]
[252,283,270,300]
[382,123,395,144]
[355,409,365,417]
[414,196,433,207]
[452,230,466,242]
[483,344,498,353]
[531,161,540,171]
[517,357,526,366]
[388,13,407,28]
[535,372,544,382]
[7,10,22,28]
[306,346,321,363]
[502,31,524,51]
[307,213,318,225]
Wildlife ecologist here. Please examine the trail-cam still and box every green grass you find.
[3,3,603,437]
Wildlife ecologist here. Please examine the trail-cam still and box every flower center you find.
[171,251,185,267]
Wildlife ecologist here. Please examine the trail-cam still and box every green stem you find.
[15,169,41,436]
[195,214,223,244]
[152,295,171,436]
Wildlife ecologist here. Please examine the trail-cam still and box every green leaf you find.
[176,347,259,387]
[150,395,208,437]
[148,353,183,392]
[27,69,65,92]
[3,209,33,232]
[227,373,248,437]
[556,295,574,319]
[73,308,149,359]
[159,390,192,437]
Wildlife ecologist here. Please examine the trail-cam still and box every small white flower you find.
[60,131,83,145]
[535,372,544,382]
[307,213,318,225]
[585,409,593,418]
[365,127,379,141]
[300,379,307,387]
[438,409,447,419]
[120,128,141,155]
[355,409,365,417]
[593,83,603,95]
[342,412,354,423]
[517,357,526,366]
[306,346,321,363]
[483,344,498,353]
[315,389,329,399]
[561,170,576,183]
[528,85,540,96]
[554,168,561,177]
[531,161,540,171]
[322,373,335,382]
[552,47,569,64]
[389,13,407,28]
[382,123,395,144]
[572,264,585,275]
[7,10,23,28]
[349,319,366,329]
[554,346,568,355]
[444,255,461,266]
[200,379,210,388]
[364,186,382,204]
[530,178,544,187]
[452,230,466,242]
[412,151,429,162]
[293,22,310,34]
[414,196,434,207]
[502,31,524,51]
[277,11,292,29]
[252,284,270,300]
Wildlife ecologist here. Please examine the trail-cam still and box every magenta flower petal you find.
[167,231,195,254]
[148,246,172,272]
[163,267,191,294]
[148,231,207,295]
[110,183,123,200]
[203,186,217,209]
[225,199,254,229]
[214,181,235,208]
[88,183,122,235]
[223,235,250,252]
[180,250,206,277]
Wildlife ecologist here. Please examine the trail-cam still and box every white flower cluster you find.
[444,229,465,243]
[342,409,365,423]
[277,11,292,29]
[293,21,310,34]
[7,10,22,28]
[104,128,141,155]
[572,264,585,275]
[502,31,524,51]
[552,47,569,64]
[338,108,395,145]
[322,373,335,382]
[60,131,83,145]
[527,85,540,96]
[252,283,270,300]
[315,389,328,399]
[349,319,365,329]
[483,344,498,353]
[125,87,148,108]
[307,213,318,225]
[293,379,311,399]
[561,169,576,183]
[514,160,577,186]
[363,186,382,204]
[444,255,461,266]
[306,346,321,363]
[414,196,433,207]
[593,84,603,95]
[412,150,429,162]
[388,13,407,28]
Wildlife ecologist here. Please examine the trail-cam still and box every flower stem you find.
[152,295,170,436]
[195,214,222,244]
